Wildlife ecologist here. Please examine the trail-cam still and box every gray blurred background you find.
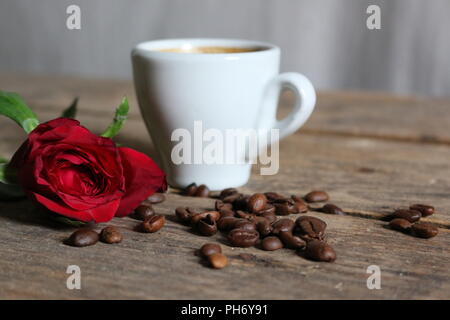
[0,0,449,97]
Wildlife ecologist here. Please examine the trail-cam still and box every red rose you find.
[9,118,167,223]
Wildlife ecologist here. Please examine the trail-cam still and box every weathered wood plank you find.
[0,193,448,299]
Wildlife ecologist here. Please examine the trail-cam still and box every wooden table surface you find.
[0,74,449,299]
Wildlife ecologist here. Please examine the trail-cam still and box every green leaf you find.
[0,162,24,199]
[101,97,129,138]
[61,97,78,119]
[0,182,25,200]
[51,215,87,228]
[0,91,40,133]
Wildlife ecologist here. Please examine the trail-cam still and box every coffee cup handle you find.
[258,72,316,140]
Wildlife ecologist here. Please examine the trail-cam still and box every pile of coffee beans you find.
[199,243,228,269]
[65,193,167,247]
[388,204,439,238]
[178,186,337,263]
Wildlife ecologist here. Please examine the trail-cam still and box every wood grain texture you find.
[0,75,449,299]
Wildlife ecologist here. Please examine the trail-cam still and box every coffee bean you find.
[247,193,268,213]
[194,184,210,197]
[272,218,295,235]
[197,215,218,236]
[320,203,345,215]
[260,211,277,224]
[411,222,439,239]
[392,209,421,223]
[208,253,228,269]
[100,226,123,244]
[147,193,166,204]
[389,218,412,232]
[295,216,327,241]
[410,204,434,217]
[233,195,250,211]
[199,243,222,258]
[220,188,239,199]
[228,229,260,247]
[305,240,336,262]
[274,200,298,215]
[175,207,193,223]
[222,192,242,204]
[304,191,329,203]
[134,204,155,220]
[261,236,283,251]
[191,211,221,225]
[141,215,165,233]
[264,192,287,203]
[233,220,257,231]
[184,183,197,196]
[215,200,233,211]
[217,217,241,231]
[219,208,235,218]
[234,210,251,219]
[258,204,276,215]
[291,195,309,213]
[67,229,99,247]
[279,231,306,249]
[256,219,273,237]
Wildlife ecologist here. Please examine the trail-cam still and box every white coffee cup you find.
[132,38,316,190]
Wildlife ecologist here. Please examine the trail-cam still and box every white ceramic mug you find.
[132,38,316,190]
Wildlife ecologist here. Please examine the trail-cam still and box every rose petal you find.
[31,192,120,223]
[115,147,167,217]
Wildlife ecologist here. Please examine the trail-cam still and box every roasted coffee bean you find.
[411,222,439,239]
[260,211,277,224]
[220,188,239,199]
[67,229,99,247]
[279,231,306,249]
[175,207,193,223]
[295,216,327,241]
[256,219,273,237]
[208,253,228,269]
[134,204,155,220]
[304,191,329,203]
[305,240,336,262]
[233,220,257,231]
[272,218,295,235]
[258,204,276,215]
[247,193,268,213]
[228,229,260,247]
[235,210,255,220]
[191,211,221,225]
[233,195,250,211]
[222,192,242,204]
[219,208,235,218]
[215,200,233,211]
[274,200,298,216]
[217,217,241,231]
[100,226,123,244]
[320,203,345,215]
[197,215,218,236]
[392,209,421,223]
[389,218,412,232]
[261,236,284,251]
[264,192,286,203]
[200,243,222,258]
[141,215,166,233]
[184,183,197,196]
[410,204,435,217]
[291,195,309,213]
[194,184,210,197]
[147,193,166,204]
